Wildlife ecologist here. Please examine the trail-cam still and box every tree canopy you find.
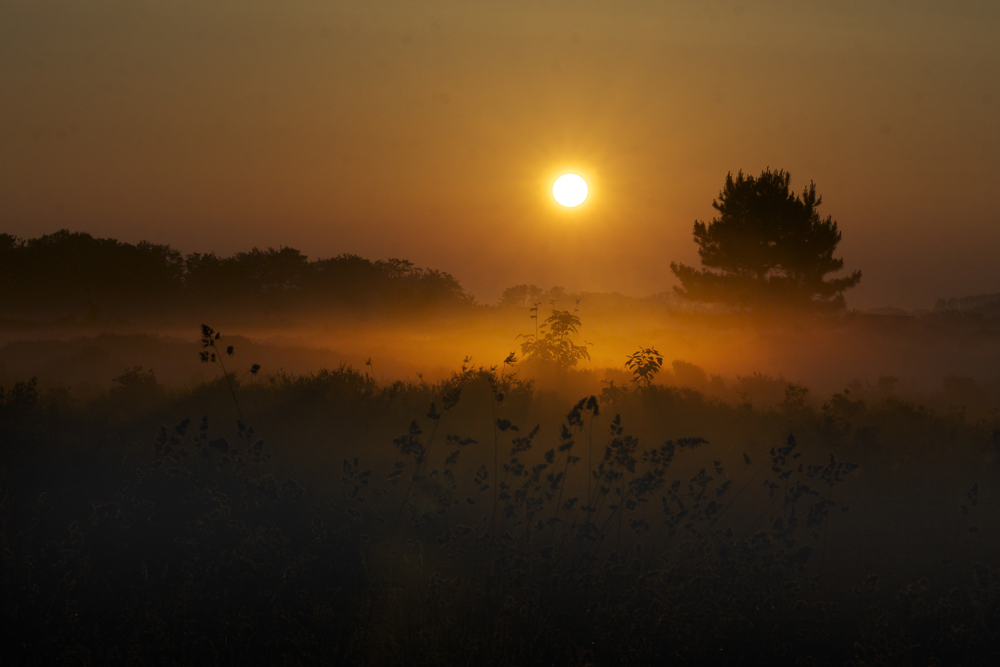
[0,230,473,319]
[670,169,861,311]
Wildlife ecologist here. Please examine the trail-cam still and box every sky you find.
[1,0,998,309]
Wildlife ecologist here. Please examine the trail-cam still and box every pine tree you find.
[670,169,861,311]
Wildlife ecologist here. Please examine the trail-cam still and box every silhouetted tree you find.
[498,284,545,309]
[0,230,473,318]
[670,169,861,311]
[519,307,590,371]
[0,230,184,316]
[0,234,22,298]
[497,285,569,309]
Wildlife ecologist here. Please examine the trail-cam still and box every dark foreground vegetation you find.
[3,330,1000,665]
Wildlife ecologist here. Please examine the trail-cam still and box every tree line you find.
[2,169,865,321]
[0,230,473,320]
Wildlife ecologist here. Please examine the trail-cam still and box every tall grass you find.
[2,327,1000,665]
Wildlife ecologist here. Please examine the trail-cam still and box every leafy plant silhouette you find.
[518,302,591,371]
[625,346,663,387]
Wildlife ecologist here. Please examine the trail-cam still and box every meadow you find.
[4,310,1000,666]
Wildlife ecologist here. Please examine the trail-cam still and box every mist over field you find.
[5,230,1000,665]
[6,248,1000,411]
[8,303,1000,410]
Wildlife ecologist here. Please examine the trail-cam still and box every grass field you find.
[3,315,1000,665]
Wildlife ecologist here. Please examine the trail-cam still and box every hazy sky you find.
[2,0,998,309]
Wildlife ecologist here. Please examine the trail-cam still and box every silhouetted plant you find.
[598,378,628,406]
[198,324,259,424]
[518,303,591,371]
[625,346,663,387]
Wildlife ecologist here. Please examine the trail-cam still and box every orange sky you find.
[1,0,998,309]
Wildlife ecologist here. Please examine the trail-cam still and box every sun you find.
[552,173,588,207]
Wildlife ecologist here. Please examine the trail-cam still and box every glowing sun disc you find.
[553,173,588,207]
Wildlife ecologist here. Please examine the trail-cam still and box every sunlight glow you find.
[552,173,588,207]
